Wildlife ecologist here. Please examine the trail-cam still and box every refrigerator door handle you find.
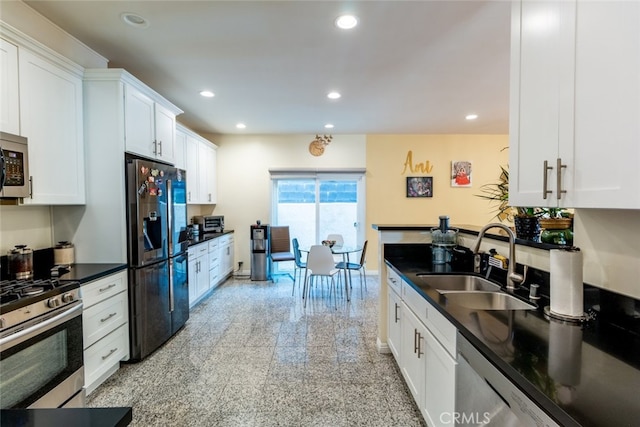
[167,178,173,252]
[169,260,175,312]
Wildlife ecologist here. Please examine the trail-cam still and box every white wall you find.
[0,205,53,252]
[574,209,640,299]
[207,133,366,272]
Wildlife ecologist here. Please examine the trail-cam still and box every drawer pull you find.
[100,312,117,323]
[101,348,118,360]
[99,283,117,293]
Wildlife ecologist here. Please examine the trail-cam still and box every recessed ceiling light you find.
[120,12,150,29]
[324,124,334,129]
[465,114,478,120]
[236,123,246,129]
[200,90,215,98]
[327,91,341,100]
[335,15,358,30]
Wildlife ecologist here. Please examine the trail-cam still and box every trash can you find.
[250,223,270,280]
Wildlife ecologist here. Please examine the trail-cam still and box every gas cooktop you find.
[0,278,80,315]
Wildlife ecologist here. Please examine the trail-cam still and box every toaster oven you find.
[194,215,224,233]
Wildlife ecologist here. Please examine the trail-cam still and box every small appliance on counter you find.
[53,241,75,265]
[193,215,224,233]
[8,245,33,280]
[431,215,458,270]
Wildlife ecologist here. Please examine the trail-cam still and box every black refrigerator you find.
[125,154,189,361]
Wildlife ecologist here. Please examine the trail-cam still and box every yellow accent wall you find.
[365,134,509,270]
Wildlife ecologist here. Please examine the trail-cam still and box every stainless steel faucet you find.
[472,223,524,289]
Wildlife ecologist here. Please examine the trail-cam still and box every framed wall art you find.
[451,160,472,187]
[406,176,433,198]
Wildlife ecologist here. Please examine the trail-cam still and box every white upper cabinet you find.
[125,85,176,164]
[177,123,217,205]
[0,38,20,135]
[173,124,187,170]
[200,142,217,204]
[509,0,640,209]
[18,48,85,205]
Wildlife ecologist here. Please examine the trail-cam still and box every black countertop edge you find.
[384,260,581,426]
[0,407,132,427]
[57,263,128,284]
[372,224,565,251]
[188,229,234,246]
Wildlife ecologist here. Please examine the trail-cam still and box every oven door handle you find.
[0,302,83,350]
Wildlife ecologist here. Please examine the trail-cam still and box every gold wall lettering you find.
[401,150,433,174]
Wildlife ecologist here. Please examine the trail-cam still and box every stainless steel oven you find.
[0,280,85,409]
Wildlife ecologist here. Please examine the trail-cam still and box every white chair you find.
[303,245,341,309]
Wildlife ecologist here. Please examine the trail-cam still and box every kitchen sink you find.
[416,274,502,292]
[442,291,536,311]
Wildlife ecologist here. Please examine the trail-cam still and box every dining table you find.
[301,243,363,301]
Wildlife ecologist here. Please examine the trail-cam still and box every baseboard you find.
[377,337,391,354]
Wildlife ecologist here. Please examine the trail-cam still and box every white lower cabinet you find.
[208,239,221,289]
[392,272,457,427]
[220,233,234,277]
[423,327,456,427]
[387,285,402,359]
[401,306,427,404]
[81,270,129,395]
[188,242,209,307]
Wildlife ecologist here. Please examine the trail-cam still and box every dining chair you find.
[291,238,307,295]
[303,245,341,309]
[269,226,295,282]
[335,240,368,298]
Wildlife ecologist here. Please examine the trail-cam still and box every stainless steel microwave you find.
[0,132,30,199]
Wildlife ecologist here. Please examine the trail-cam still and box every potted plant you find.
[476,166,543,241]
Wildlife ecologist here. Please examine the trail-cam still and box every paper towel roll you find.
[550,248,584,318]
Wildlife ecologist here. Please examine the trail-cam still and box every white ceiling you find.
[23,0,512,136]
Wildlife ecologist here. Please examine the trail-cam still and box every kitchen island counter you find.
[386,253,640,427]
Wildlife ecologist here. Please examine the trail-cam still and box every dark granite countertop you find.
[386,254,640,427]
[56,263,127,284]
[0,407,132,427]
[187,229,234,247]
[373,223,565,250]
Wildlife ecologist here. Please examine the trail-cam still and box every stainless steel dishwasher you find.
[456,332,559,427]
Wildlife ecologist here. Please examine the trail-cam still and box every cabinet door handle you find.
[394,303,400,323]
[414,328,419,354]
[556,158,567,200]
[153,140,158,155]
[99,283,117,292]
[542,160,553,199]
[100,312,117,323]
[101,347,118,360]
[417,333,424,358]
[158,140,163,156]
[188,191,191,202]
[208,193,211,202]
[28,176,33,198]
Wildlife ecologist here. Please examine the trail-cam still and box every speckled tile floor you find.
[87,274,425,426]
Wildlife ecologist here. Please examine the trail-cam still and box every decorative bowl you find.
[322,240,336,248]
